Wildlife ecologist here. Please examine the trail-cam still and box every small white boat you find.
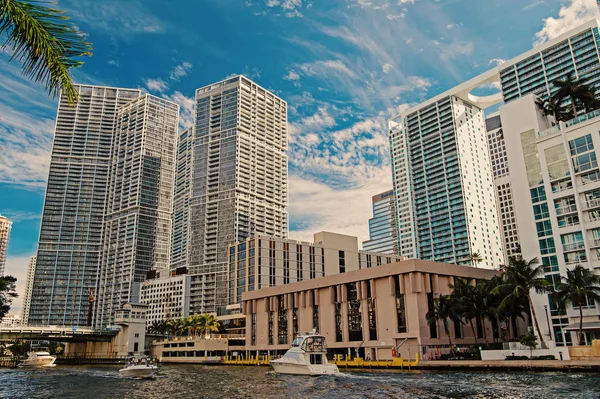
[19,348,57,368]
[119,355,158,378]
[270,330,339,376]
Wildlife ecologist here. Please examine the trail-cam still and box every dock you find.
[222,354,419,369]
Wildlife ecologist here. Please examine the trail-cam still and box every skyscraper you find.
[95,94,178,327]
[21,256,36,325]
[0,214,11,276]
[170,126,194,270]
[362,190,399,255]
[31,85,141,326]
[188,76,288,314]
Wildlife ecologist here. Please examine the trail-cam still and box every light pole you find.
[543,304,552,340]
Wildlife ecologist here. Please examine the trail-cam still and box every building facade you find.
[228,232,404,306]
[486,114,522,258]
[0,215,11,276]
[500,94,600,346]
[363,190,399,255]
[188,76,288,315]
[31,85,141,326]
[141,274,191,325]
[0,314,21,328]
[390,96,503,269]
[95,95,179,327]
[21,256,36,325]
[240,259,500,360]
[171,127,194,270]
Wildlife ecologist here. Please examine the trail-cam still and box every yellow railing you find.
[222,353,419,368]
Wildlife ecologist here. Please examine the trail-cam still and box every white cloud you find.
[299,59,357,78]
[144,78,168,93]
[165,91,195,130]
[283,70,301,81]
[266,0,280,6]
[534,0,596,45]
[169,62,193,80]
[0,210,41,223]
[382,63,393,73]
[397,0,415,4]
[446,23,462,29]
[489,58,506,66]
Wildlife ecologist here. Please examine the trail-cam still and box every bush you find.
[531,355,555,360]
[438,352,482,361]
[505,355,529,360]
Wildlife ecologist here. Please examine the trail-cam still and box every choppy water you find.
[0,364,598,399]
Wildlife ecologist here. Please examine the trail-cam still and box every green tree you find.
[555,265,600,346]
[166,318,186,337]
[535,96,572,122]
[0,0,92,104]
[469,252,483,266]
[426,294,461,351]
[185,314,203,337]
[519,328,538,358]
[449,278,479,344]
[197,313,221,339]
[495,256,552,349]
[0,275,17,320]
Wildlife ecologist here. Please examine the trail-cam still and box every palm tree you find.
[197,313,221,339]
[449,278,479,344]
[185,314,203,337]
[552,73,599,117]
[1,0,92,104]
[555,265,600,346]
[494,256,552,349]
[535,96,572,122]
[426,294,461,351]
[166,318,186,337]
[469,252,483,267]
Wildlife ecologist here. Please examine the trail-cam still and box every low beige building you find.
[241,259,500,360]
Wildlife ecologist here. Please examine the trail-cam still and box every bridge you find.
[0,326,119,343]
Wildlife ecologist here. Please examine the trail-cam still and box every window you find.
[277,295,288,345]
[539,237,556,255]
[251,313,256,346]
[530,186,546,203]
[395,275,407,333]
[268,311,274,345]
[339,250,346,273]
[569,134,594,156]
[533,203,549,220]
[542,255,559,273]
[573,152,598,173]
[536,220,553,237]
[347,283,362,341]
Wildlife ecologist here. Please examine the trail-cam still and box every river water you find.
[0,364,598,398]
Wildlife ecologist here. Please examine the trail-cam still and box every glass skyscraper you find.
[363,190,398,255]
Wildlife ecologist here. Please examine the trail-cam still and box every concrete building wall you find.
[241,259,500,360]
[21,256,36,325]
[141,274,191,324]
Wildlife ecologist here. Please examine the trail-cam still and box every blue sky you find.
[0,0,597,310]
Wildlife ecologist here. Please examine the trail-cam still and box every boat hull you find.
[270,360,339,376]
[19,357,57,368]
[119,365,158,378]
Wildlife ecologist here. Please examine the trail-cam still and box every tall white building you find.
[486,114,522,258]
[171,127,193,270]
[500,94,600,346]
[141,273,191,325]
[21,256,36,325]
[188,76,288,314]
[0,214,11,276]
[95,95,179,327]
[31,85,141,326]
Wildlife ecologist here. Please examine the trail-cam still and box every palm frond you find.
[0,0,92,104]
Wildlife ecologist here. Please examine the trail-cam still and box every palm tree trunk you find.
[527,295,548,350]
[578,300,584,346]
[481,318,488,345]
[469,320,478,344]
[571,95,578,117]
[511,317,519,339]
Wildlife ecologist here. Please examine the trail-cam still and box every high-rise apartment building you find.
[486,114,522,258]
[0,214,11,276]
[171,127,193,270]
[188,76,288,314]
[31,85,141,326]
[499,94,600,345]
[95,95,178,327]
[21,256,36,325]
[362,190,398,255]
[389,18,600,270]
[141,273,191,325]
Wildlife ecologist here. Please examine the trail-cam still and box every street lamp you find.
[543,304,552,340]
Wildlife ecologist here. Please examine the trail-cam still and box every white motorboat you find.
[270,330,339,376]
[19,348,57,368]
[119,355,158,378]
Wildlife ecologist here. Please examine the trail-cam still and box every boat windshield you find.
[291,337,303,347]
[301,336,326,352]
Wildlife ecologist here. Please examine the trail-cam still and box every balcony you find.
[555,204,578,216]
[585,198,600,210]
[562,242,585,252]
